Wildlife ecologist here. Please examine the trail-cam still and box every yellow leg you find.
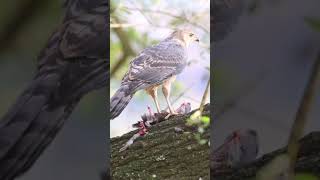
[162,76,177,114]
[146,86,161,113]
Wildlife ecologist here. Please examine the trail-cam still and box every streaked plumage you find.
[110,29,199,119]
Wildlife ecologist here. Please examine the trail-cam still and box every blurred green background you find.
[0,1,107,180]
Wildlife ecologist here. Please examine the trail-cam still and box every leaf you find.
[170,18,183,26]
[305,17,320,32]
[199,139,207,145]
[201,116,210,124]
[295,173,319,180]
[198,127,204,134]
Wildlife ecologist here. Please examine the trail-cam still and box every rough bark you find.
[111,104,210,180]
[211,131,320,180]
[111,104,320,180]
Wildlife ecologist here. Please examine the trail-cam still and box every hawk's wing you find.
[124,42,187,87]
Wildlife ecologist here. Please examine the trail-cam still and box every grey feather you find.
[127,40,187,84]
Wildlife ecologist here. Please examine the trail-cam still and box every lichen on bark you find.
[111,104,210,180]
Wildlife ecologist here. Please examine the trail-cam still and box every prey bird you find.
[120,102,192,152]
[0,0,108,179]
[211,129,259,170]
[110,29,199,119]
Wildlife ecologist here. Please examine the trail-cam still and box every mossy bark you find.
[111,104,210,180]
[110,105,320,180]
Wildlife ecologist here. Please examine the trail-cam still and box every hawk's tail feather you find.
[110,85,135,119]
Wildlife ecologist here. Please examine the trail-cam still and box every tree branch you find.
[211,131,320,179]
[110,17,135,77]
[287,51,320,178]
[111,104,210,179]
[124,7,209,33]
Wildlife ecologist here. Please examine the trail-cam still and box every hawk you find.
[110,29,199,119]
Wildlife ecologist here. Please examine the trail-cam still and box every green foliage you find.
[295,173,319,180]
[187,111,210,145]
[110,40,121,65]
[305,17,320,32]
[170,18,184,27]
[201,116,210,125]
[171,81,185,96]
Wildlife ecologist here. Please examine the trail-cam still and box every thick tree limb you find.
[287,52,320,178]
[110,11,135,77]
[111,106,320,180]
[111,104,210,180]
[110,25,135,77]
[0,1,108,179]
[211,131,320,179]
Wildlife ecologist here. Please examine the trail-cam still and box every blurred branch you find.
[124,7,209,33]
[287,51,320,178]
[0,0,49,53]
[127,1,155,26]
[110,17,135,77]
[165,83,195,111]
[212,131,320,179]
[111,23,142,28]
[184,95,201,103]
[199,78,210,116]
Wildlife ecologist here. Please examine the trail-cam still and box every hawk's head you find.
[169,29,199,47]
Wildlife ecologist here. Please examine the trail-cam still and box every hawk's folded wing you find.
[125,43,187,86]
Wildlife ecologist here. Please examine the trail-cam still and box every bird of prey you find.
[110,29,199,119]
[0,0,108,179]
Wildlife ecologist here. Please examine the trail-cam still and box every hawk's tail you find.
[110,85,135,119]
